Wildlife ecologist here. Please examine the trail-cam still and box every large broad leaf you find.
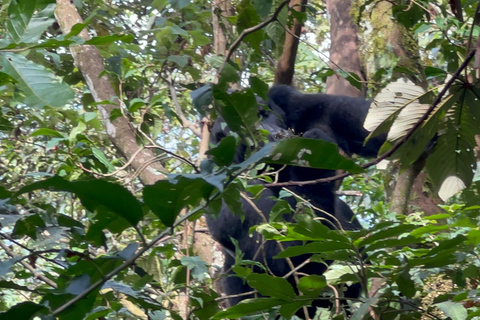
[0,52,74,108]
[6,0,35,43]
[266,137,363,173]
[213,297,289,319]
[427,90,477,201]
[395,258,415,298]
[206,135,236,166]
[16,176,143,227]
[190,84,213,114]
[0,302,47,320]
[275,240,353,258]
[434,301,467,320]
[394,93,452,168]
[213,88,259,141]
[297,274,327,296]
[365,79,427,137]
[143,175,218,226]
[365,79,437,164]
[247,273,296,299]
[7,1,55,44]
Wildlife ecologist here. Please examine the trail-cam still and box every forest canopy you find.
[0,0,480,319]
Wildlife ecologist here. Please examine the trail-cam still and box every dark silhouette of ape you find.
[206,86,385,316]
[268,84,385,157]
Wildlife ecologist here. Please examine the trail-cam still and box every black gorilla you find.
[206,86,384,316]
[268,84,385,157]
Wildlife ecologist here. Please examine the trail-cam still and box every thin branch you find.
[167,76,202,137]
[0,240,57,288]
[215,0,290,83]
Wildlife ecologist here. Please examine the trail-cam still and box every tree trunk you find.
[326,0,365,96]
[55,0,165,185]
[274,0,307,85]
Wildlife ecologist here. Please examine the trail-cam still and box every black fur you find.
[268,85,386,157]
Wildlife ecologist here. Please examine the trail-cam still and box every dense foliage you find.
[0,0,480,319]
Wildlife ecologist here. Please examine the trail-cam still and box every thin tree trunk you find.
[326,0,365,96]
[55,0,165,185]
[274,0,307,85]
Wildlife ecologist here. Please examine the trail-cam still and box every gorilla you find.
[268,84,385,158]
[206,85,385,317]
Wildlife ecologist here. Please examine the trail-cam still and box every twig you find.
[0,240,57,288]
[167,76,202,137]
[215,0,290,83]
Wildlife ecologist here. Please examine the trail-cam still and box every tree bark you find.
[274,0,307,85]
[55,0,165,185]
[326,0,365,96]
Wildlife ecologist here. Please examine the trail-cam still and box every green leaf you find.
[168,0,191,10]
[181,256,209,281]
[426,235,465,256]
[396,258,415,298]
[276,241,353,258]
[190,84,213,113]
[267,138,363,173]
[424,66,447,78]
[251,0,272,17]
[167,55,189,68]
[6,0,35,44]
[363,235,419,253]
[0,186,12,199]
[168,24,189,36]
[410,224,449,237]
[218,62,241,85]
[249,76,269,100]
[247,273,296,299]
[84,112,97,122]
[427,91,477,201]
[16,176,143,227]
[297,275,327,296]
[0,302,47,320]
[279,300,311,319]
[206,135,236,166]
[91,147,116,172]
[31,128,64,138]
[434,301,467,320]
[85,34,134,45]
[221,181,244,219]
[0,257,22,277]
[188,30,210,46]
[357,224,416,247]
[0,52,74,108]
[213,298,287,319]
[143,175,215,226]
[213,88,258,139]
[12,213,46,239]
[66,274,91,295]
